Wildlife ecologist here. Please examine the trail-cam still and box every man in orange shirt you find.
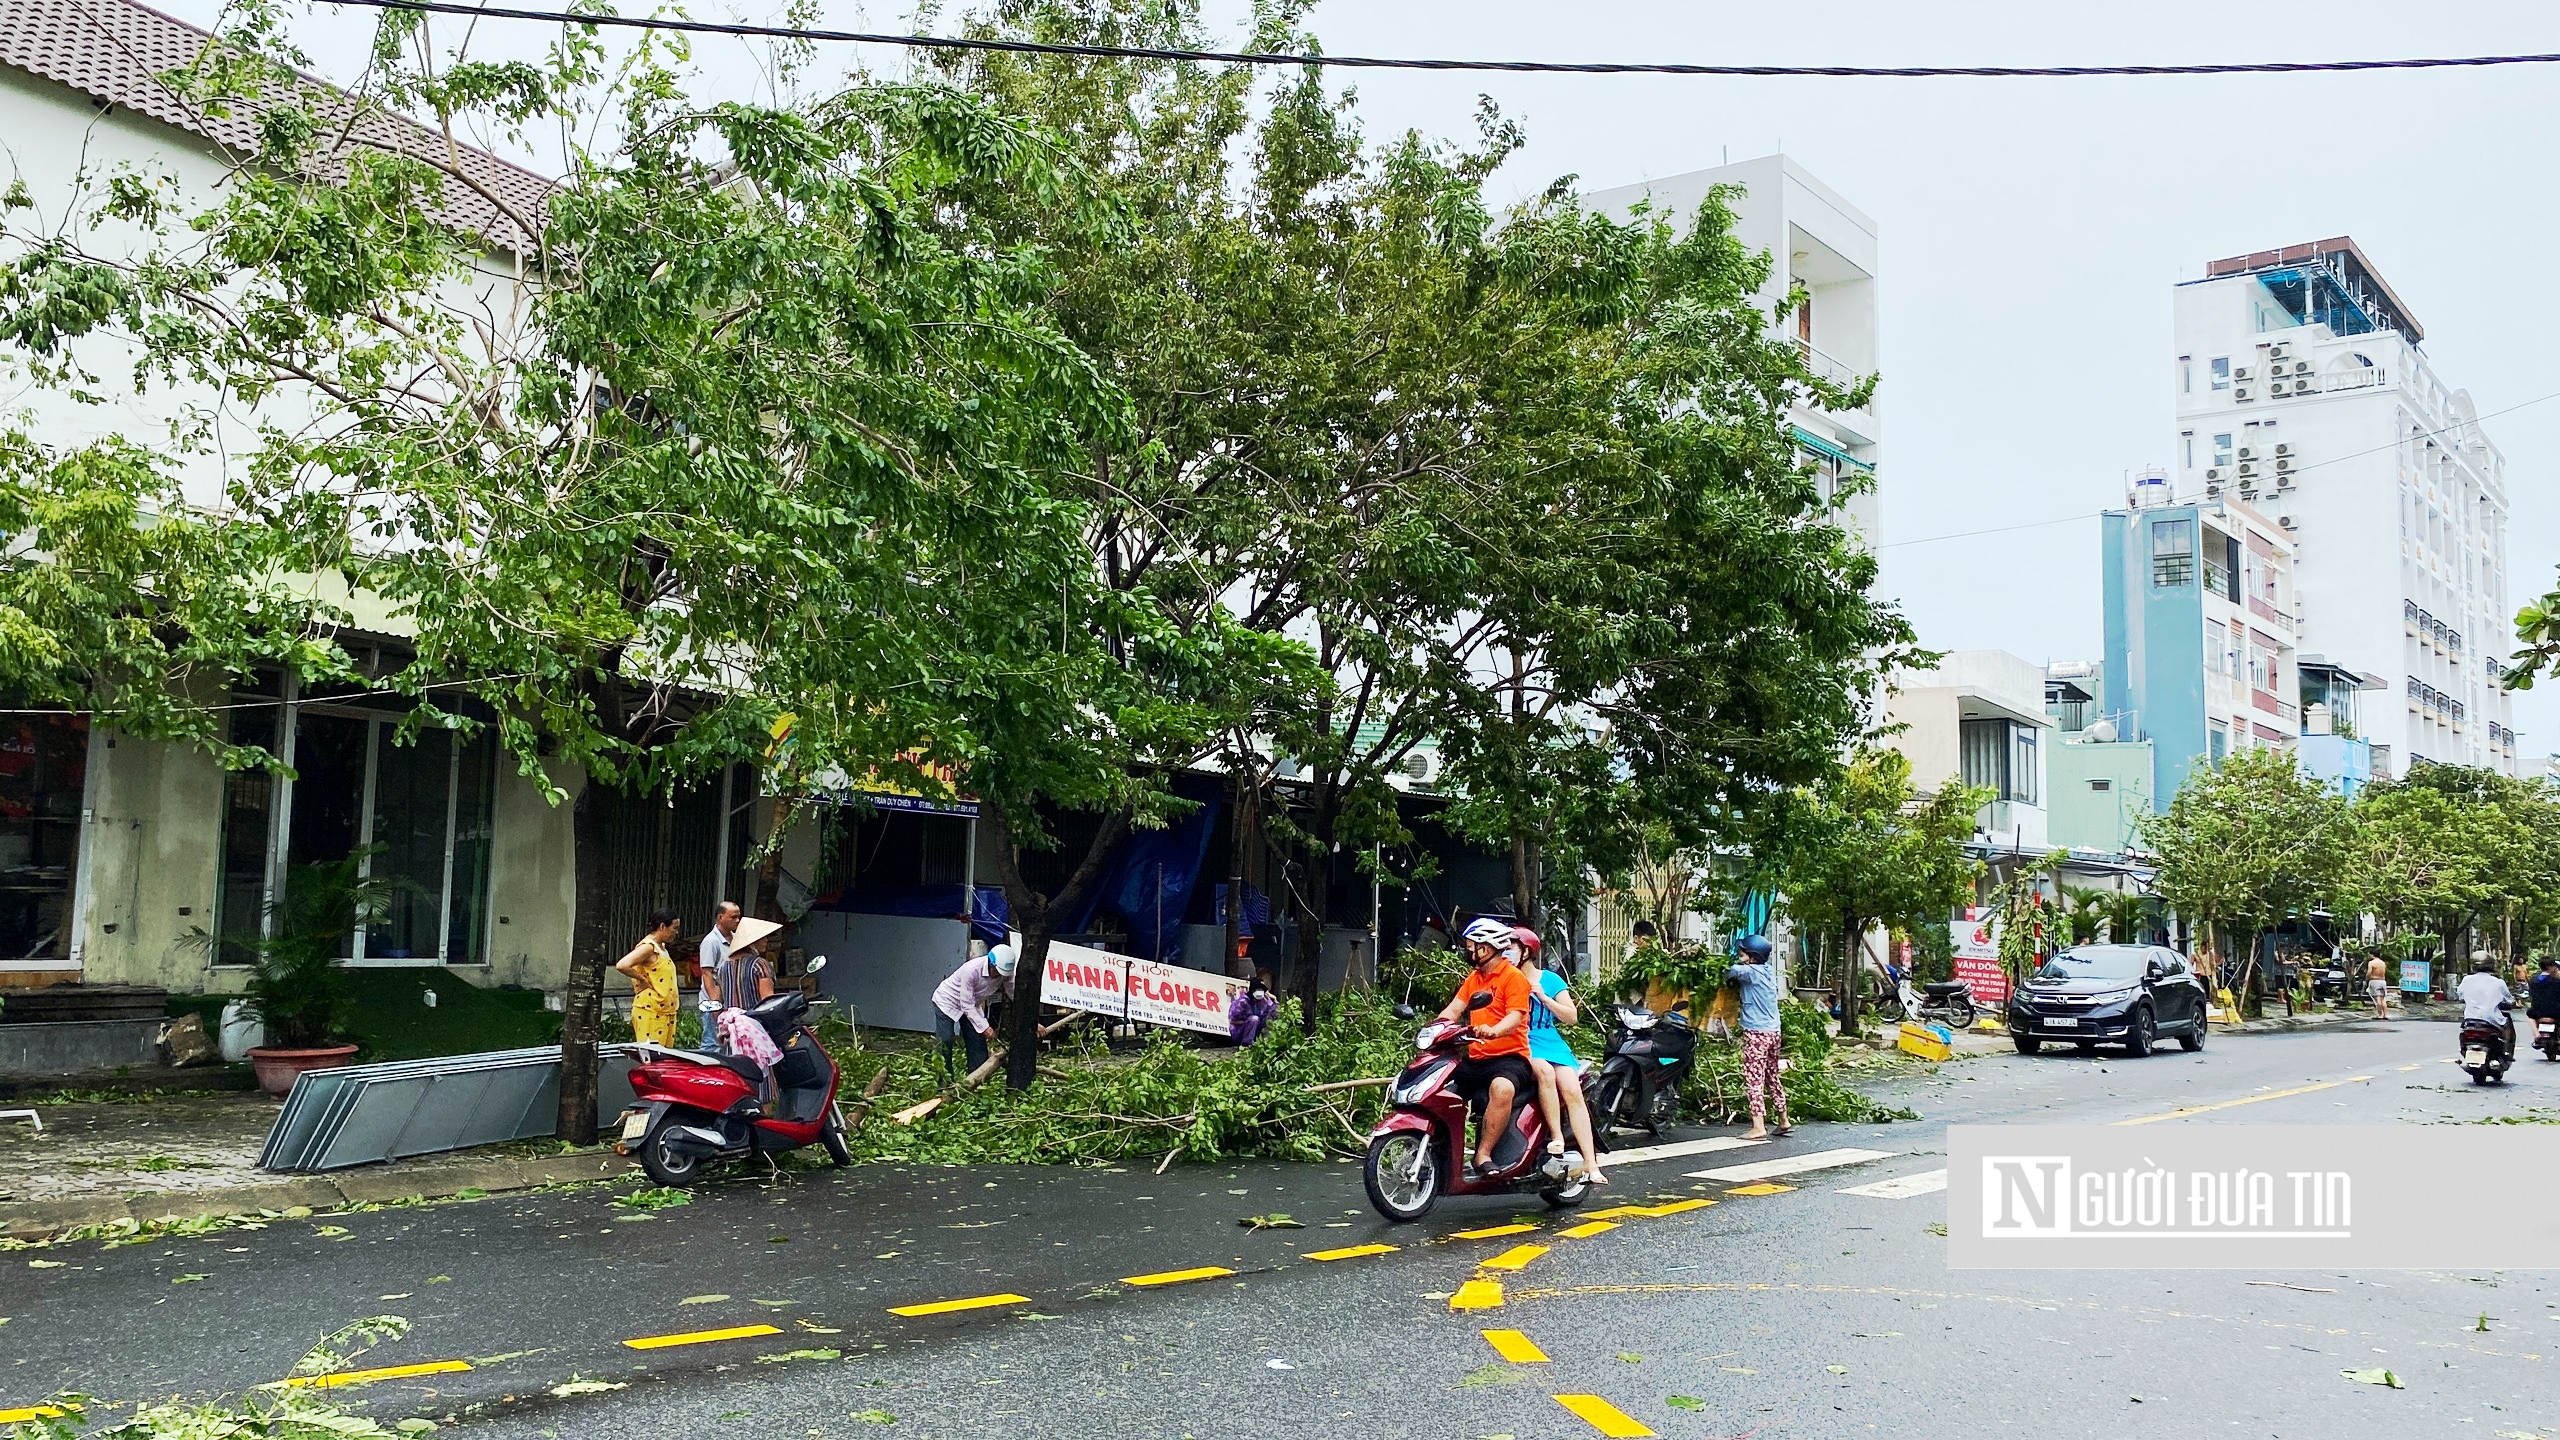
[1436,916,1536,1181]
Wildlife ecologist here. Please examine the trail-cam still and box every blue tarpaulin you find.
[1062,775,1224,964]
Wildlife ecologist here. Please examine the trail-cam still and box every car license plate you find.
[620,1110,648,1141]
[2046,1016,2078,1028]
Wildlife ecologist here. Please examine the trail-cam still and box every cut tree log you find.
[842,1067,892,1130]
[890,1097,943,1125]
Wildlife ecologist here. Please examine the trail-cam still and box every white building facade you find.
[1584,155,1882,545]
[2172,237,2516,777]
[1883,650,2054,851]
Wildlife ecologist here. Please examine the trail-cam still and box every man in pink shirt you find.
[932,942,1016,1080]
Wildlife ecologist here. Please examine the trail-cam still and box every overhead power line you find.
[333,0,2560,80]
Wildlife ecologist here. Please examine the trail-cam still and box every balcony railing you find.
[1793,338,1863,392]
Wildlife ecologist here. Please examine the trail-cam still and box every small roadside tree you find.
[1767,747,1984,1038]
[2141,747,2350,1015]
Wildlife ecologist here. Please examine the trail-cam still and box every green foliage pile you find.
[830,994,1420,1166]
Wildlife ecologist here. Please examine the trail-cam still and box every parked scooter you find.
[1361,995,1592,1222]
[1895,975,1978,1031]
[617,956,849,1185]
[1590,1000,1697,1139]
[2459,1013,2514,1086]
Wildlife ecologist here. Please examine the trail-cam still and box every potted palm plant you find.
[229,855,400,1096]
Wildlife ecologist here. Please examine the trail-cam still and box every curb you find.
[0,1147,634,1241]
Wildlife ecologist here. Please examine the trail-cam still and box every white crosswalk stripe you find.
[1836,1168,1948,1199]
[1602,1135,1766,1167]
[1688,1147,1900,1183]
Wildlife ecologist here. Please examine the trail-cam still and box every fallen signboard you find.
[1036,937,1242,1038]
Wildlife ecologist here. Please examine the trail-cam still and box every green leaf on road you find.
[1241,1214,1304,1230]
[852,1410,895,1424]
[614,1188,693,1210]
[1617,1353,1642,1364]
[1457,1364,1524,1389]
[171,1273,208,1284]
[755,1349,842,1363]
[550,1380,627,1397]
[680,1294,730,1305]
[1827,1365,1851,1375]
[2341,1368,2402,1388]
[1666,1396,1704,1411]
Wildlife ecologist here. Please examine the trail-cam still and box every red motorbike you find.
[1361,993,1592,1222]
[616,956,850,1186]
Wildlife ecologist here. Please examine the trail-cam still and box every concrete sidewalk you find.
[0,1088,630,1240]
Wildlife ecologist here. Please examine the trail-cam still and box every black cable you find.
[334,0,2560,80]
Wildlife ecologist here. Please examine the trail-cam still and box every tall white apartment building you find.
[2172,238,2516,778]
[1584,156,1881,544]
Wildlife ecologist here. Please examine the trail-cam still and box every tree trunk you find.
[986,801,1130,1092]
[557,777,613,1143]
[1223,769,1251,978]
[1838,913,1865,1039]
[1289,785,1336,1037]
[1509,829,1538,930]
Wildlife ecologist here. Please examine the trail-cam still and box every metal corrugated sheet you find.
[259,1046,638,1172]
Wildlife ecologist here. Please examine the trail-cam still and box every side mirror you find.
[1393,1004,1418,1022]
[1468,991,1494,1009]
[807,955,828,974]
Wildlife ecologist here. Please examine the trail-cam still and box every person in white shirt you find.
[2458,959,2516,1053]
[695,902,742,1052]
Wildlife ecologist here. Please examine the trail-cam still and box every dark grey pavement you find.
[5,1021,2554,1437]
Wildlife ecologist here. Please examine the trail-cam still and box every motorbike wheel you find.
[1593,1070,1636,1136]
[2122,1006,2156,1058]
[1363,1131,1442,1223]
[1643,1079,1682,1135]
[1541,1176,1591,1210]
[1947,999,1976,1029]
[821,1107,853,1167]
[638,1114,706,1188]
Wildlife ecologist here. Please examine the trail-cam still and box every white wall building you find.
[2173,238,2516,777]
[1584,155,1882,544]
[1884,649,2053,851]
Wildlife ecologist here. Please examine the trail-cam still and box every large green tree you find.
[2140,747,2350,1009]
[0,6,1152,1130]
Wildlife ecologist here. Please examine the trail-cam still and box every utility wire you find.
[1881,387,2560,551]
[332,0,2560,80]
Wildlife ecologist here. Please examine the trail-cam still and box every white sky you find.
[164,0,2560,750]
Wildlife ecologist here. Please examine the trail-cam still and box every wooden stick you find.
[1038,1010,1089,1039]
[1154,1145,1179,1176]
[890,1097,942,1125]
[1303,1076,1392,1095]
[842,1067,892,1130]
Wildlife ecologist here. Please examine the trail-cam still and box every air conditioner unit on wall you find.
[2268,342,2292,360]
[2234,386,2254,402]
[2238,445,2258,460]
[2234,365,2256,381]
[2205,481,2224,497]
[2237,461,2257,477]
[2274,442,2292,456]
[2275,456,2293,472]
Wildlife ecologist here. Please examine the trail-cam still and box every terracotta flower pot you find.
[247,1043,360,1097]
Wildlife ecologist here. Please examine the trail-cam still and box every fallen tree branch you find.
[1304,1076,1392,1095]
[842,1067,892,1130]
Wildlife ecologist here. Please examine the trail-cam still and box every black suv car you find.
[2006,944,2208,1057]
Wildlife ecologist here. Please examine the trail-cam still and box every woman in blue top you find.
[1731,934,1790,1138]
[1518,926,1605,1187]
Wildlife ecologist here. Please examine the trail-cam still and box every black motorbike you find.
[2459,1014,2513,1086]
[1589,1001,1697,1139]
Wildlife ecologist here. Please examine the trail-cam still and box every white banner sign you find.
[1035,937,1241,1038]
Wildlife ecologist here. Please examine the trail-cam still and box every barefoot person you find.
[1732,934,1790,1139]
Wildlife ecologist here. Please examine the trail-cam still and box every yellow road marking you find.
[1554,1392,1656,1437]
[623,1324,784,1350]
[1450,1279,1505,1311]
[1482,1328,1549,1363]
[1557,1220,1619,1239]
[0,1407,68,1424]
[1305,1243,1397,1261]
[2113,1075,2374,1126]
[1630,1198,1714,1217]
[279,1360,471,1389]
[1724,1183,1794,1196]
[1452,1223,1538,1240]
[1579,1206,1650,1220]
[2397,1064,2422,1072]
[1123,1266,1235,1287]
[887,1293,1031,1318]
[1482,1244,1549,1272]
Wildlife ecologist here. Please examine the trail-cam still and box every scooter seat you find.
[718,1055,765,1085]
[1922,981,1971,999]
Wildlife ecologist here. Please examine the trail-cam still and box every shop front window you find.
[217,688,496,965]
[0,709,88,963]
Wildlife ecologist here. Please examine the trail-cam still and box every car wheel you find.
[2123,1006,2155,1058]
[2177,1013,2205,1052]
[2013,1035,2042,1055]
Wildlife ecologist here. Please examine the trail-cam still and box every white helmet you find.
[1460,917,1519,954]
[988,943,1018,977]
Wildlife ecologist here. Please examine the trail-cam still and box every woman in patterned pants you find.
[1731,934,1792,1139]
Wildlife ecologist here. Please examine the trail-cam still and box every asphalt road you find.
[6,1018,2556,1439]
